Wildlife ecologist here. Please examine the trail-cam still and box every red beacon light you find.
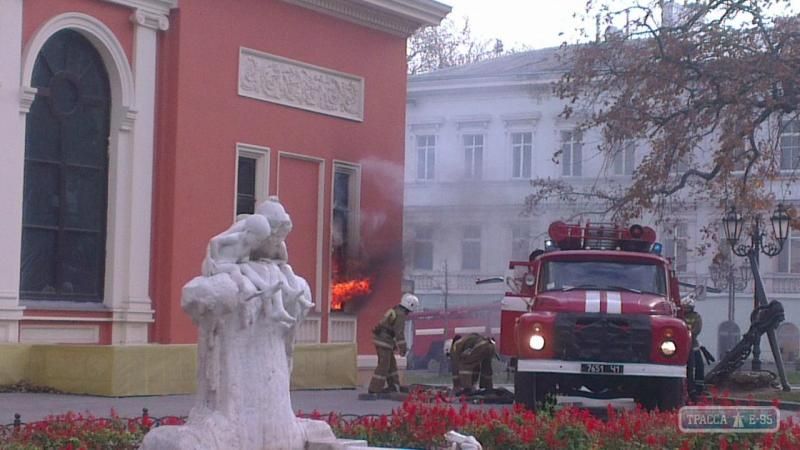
[547,221,657,253]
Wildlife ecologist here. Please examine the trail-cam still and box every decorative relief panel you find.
[239,48,364,122]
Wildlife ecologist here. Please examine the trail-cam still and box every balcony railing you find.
[408,271,800,297]
[329,315,357,343]
[683,272,800,297]
[408,272,509,293]
[762,273,800,295]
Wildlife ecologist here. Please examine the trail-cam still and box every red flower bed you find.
[0,410,152,449]
[318,391,800,450]
[2,391,799,449]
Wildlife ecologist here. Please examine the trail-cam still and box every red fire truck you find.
[407,301,501,370]
[501,221,691,411]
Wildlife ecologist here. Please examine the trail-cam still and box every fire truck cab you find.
[502,221,691,411]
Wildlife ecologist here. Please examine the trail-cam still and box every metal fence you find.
[0,408,188,441]
[0,409,380,439]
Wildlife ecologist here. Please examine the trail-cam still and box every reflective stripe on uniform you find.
[373,339,394,349]
[371,374,386,380]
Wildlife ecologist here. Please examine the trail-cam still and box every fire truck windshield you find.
[540,260,667,296]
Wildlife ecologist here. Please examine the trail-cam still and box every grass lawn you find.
[733,387,800,403]
[717,369,800,403]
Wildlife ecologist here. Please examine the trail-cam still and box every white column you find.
[0,0,26,342]
[111,9,168,344]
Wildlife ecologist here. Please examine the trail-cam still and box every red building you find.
[0,0,449,394]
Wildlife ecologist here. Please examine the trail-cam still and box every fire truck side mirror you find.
[522,272,536,288]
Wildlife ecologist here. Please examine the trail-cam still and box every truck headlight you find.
[660,340,677,356]
[529,334,545,351]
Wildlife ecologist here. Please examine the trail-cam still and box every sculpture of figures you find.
[141,198,339,450]
[253,196,292,262]
[201,213,294,326]
[282,272,314,373]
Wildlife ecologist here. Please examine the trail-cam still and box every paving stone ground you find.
[0,387,636,424]
[4,385,798,425]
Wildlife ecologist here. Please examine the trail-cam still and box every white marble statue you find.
[140,197,336,450]
[200,213,296,327]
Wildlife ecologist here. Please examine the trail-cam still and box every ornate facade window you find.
[461,225,481,270]
[413,225,434,270]
[236,157,257,215]
[416,135,436,180]
[780,120,800,171]
[778,228,800,273]
[511,132,532,179]
[235,144,270,217]
[663,222,689,273]
[613,141,636,176]
[511,224,533,261]
[560,130,582,177]
[463,134,483,179]
[20,29,110,302]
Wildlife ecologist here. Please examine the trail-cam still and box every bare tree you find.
[408,17,505,75]
[527,0,800,224]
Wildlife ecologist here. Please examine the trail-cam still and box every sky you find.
[440,0,800,50]
[440,0,592,50]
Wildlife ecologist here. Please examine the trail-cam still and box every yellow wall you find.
[0,344,32,385]
[0,343,355,396]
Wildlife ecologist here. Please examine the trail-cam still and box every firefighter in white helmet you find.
[682,291,710,399]
[368,293,419,394]
[448,333,496,396]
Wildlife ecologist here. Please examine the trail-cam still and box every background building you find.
[0,0,449,394]
[403,49,800,365]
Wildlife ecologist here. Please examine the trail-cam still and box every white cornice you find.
[408,75,559,95]
[281,0,451,37]
[103,0,178,15]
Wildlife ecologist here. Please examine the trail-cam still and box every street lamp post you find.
[722,204,791,372]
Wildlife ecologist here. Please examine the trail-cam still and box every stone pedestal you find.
[141,198,335,450]
[141,273,336,449]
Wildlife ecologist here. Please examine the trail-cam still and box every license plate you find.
[581,363,624,374]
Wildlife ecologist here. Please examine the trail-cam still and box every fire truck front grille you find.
[554,314,651,363]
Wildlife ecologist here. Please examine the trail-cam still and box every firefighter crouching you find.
[448,333,496,395]
[368,293,419,394]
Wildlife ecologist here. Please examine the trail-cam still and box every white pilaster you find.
[0,0,27,342]
[110,9,168,344]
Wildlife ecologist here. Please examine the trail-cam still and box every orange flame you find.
[331,278,372,311]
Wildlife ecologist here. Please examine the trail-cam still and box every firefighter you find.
[682,293,705,396]
[449,333,496,395]
[368,293,419,394]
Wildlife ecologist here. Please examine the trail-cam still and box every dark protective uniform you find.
[368,305,408,393]
[450,334,495,391]
[685,310,703,350]
[684,309,704,388]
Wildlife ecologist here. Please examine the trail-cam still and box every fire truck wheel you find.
[656,378,686,411]
[634,389,657,411]
[514,372,552,412]
[514,371,536,411]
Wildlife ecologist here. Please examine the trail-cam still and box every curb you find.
[715,397,800,412]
